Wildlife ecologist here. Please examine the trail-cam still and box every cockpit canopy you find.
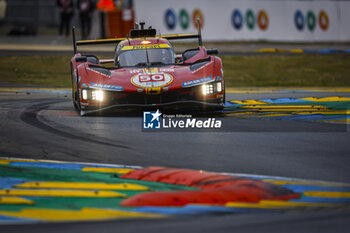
[115,43,175,67]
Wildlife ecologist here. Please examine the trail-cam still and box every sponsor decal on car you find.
[182,76,213,87]
[130,68,161,74]
[129,68,144,74]
[122,44,171,50]
[131,72,173,88]
[159,68,175,72]
[90,82,124,91]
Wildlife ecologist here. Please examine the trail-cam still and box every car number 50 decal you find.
[131,72,173,88]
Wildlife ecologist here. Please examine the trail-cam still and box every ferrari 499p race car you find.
[70,21,225,116]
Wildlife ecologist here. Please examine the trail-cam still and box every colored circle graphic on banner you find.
[294,10,304,31]
[318,10,329,31]
[164,9,177,30]
[257,10,269,30]
[306,11,316,31]
[246,9,255,30]
[231,9,243,30]
[192,8,204,29]
[179,9,190,30]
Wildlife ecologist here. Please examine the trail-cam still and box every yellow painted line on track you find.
[263,179,350,187]
[0,197,34,205]
[239,105,327,109]
[295,110,350,115]
[0,160,10,165]
[225,111,258,116]
[318,119,350,124]
[16,182,148,191]
[239,108,327,112]
[254,48,287,53]
[225,202,282,209]
[226,90,273,94]
[0,158,43,164]
[233,109,348,114]
[82,167,134,174]
[229,100,269,105]
[304,191,350,198]
[225,200,340,209]
[258,200,340,208]
[290,49,304,53]
[249,113,292,117]
[0,158,68,164]
[0,189,126,198]
[300,97,350,102]
[0,208,163,222]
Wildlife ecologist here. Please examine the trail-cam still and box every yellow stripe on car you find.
[121,44,170,50]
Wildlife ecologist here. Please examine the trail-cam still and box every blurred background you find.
[0,0,349,41]
[0,0,349,88]
[0,0,133,39]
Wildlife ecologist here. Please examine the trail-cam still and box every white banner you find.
[134,0,350,42]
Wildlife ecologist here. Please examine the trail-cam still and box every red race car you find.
[70,21,225,116]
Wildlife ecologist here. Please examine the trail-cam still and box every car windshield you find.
[117,48,175,67]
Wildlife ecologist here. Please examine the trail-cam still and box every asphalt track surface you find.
[1,90,350,232]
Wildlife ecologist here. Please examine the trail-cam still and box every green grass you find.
[0,55,349,87]
[222,55,350,87]
[0,56,72,87]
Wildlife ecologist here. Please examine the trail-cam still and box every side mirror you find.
[207,49,219,55]
[75,56,87,63]
[182,49,200,61]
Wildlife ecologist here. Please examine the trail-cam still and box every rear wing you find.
[72,20,203,54]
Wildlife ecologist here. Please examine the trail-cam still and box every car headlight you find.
[201,81,223,95]
[202,83,214,95]
[217,82,222,92]
[82,89,88,100]
[92,90,104,101]
[82,89,104,101]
